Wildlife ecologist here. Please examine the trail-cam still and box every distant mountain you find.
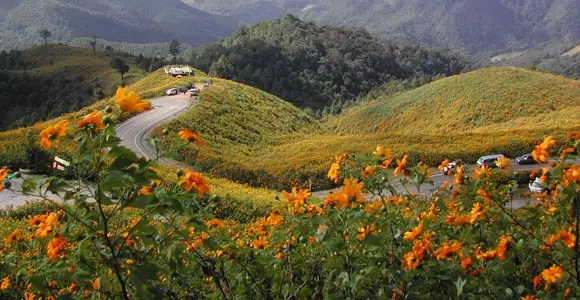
[0,0,239,50]
[182,0,580,55]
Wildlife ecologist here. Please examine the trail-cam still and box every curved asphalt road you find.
[116,94,194,160]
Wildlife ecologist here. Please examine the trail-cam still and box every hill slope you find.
[0,0,238,50]
[0,44,146,130]
[184,0,580,55]
[325,67,580,135]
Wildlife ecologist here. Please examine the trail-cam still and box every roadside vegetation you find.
[0,101,579,298]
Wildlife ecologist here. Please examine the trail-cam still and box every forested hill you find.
[183,0,580,55]
[0,0,238,50]
[189,16,471,111]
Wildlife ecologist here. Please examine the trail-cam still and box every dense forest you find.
[189,16,472,111]
[0,46,162,130]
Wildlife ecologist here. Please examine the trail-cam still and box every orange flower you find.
[39,120,70,149]
[47,235,68,261]
[532,136,556,163]
[558,230,576,248]
[495,235,513,260]
[361,166,376,178]
[460,255,473,269]
[541,264,563,283]
[473,165,492,179]
[138,179,162,196]
[324,191,350,209]
[206,219,224,228]
[394,155,408,177]
[115,86,152,113]
[438,159,450,172]
[403,222,423,241]
[0,276,9,291]
[474,248,496,261]
[563,165,580,186]
[434,241,462,260]
[282,187,310,213]
[469,202,486,223]
[532,275,542,291]
[454,166,464,184]
[561,148,576,160]
[342,178,366,203]
[4,228,21,245]
[178,128,205,146]
[495,157,511,169]
[178,169,210,197]
[0,168,8,192]
[402,252,420,270]
[372,146,391,157]
[251,235,270,249]
[521,295,535,300]
[328,162,341,183]
[90,277,100,290]
[357,224,376,241]
[24,291,35,300]
[77,111,104,130]
[35,212,59,238]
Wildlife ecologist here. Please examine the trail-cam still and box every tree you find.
[169,39,181,62]
[110,58,129,80]
[89,36,97,56]
[39,29,52,45]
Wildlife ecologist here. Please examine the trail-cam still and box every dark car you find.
[516,153,537,165]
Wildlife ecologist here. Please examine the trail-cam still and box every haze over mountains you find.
[0,0,238,50]
[183,0,580,55]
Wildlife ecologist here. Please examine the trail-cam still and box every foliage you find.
[38,29,51,45]
[189,15,471,110]
[1,120,580,298]
[168,40,181,62]
[0,44,146,130]
[110,57,130,80]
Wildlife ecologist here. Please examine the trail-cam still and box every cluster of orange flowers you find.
[0,168,8,192]
[281,187,310,214]
[542,229,577,251]
[327,153,348,183]
[324,178,366,208]
[532,136,556,163]
[29,212,59,238]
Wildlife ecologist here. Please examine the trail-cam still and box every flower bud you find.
[104,106,113,114]
[176,169,184,177]
[48,133,57,140]
[162,128,170,135]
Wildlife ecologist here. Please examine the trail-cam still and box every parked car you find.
[516,153,537,165]
[529,177,547,193]
[190,89,199,97]
[177,86,188,93]
[166,88,178,96]
[476,154,505,168]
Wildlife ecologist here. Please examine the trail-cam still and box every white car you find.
[165,88,178,96]
[529,178,546,193]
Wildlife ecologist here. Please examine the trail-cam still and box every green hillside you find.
[325,67,580,135]
[0,44,146,130]
[152,77,324,189]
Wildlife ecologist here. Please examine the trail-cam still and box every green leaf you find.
[455,276,467,296]
[21,177,37,195]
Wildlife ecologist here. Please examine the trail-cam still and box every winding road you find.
[116,93,194,159]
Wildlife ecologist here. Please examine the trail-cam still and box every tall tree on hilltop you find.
[39,29,52,45]
[110,58,129,80]
[89,36,97,56]
[169,39,181,63]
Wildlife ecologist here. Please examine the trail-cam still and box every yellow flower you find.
[178,169,210,197]
[495,157,511,169]
[115,86,152,113]
[328,162,341,183]
[0,276,9,291]
[77,111,104,130]
[541,264,563,283]
[342,178,366,203]
[282,187,310,213]
[39,120,70,149]
[403,222,423,241]
[473,165,492,179]
[532,136,556,163]
[178,128,205,146]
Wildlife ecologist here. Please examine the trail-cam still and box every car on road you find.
[177,86,188,93]
[442,161,457,175]
[516,153,537,165]
[166,88,178,96]
[476,154,505,168]
[190,89,199,97]
[529,177,547,193]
